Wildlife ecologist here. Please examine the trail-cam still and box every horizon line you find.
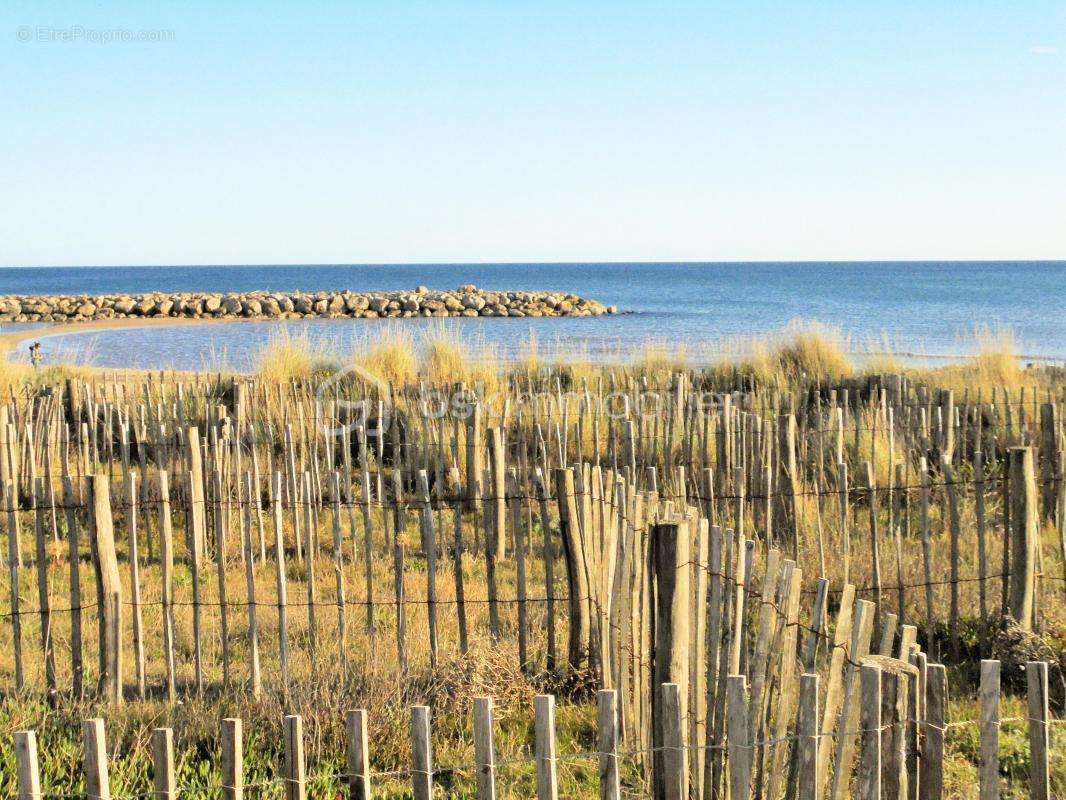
[3,258,1065,270]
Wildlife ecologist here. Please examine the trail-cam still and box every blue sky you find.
[2,1,1063,265]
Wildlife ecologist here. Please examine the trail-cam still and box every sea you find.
[2,262,1063,372]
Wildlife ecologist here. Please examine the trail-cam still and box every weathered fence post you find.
[535,694,560,800]
[487,427,507,558]
[185,425,207,559]
[451,467,471,656]
[1026,661,1050,800]
[921,663,946,800]
[651,520,690,799]
[272,471,291,695]
[598,689,621,800]
[1008,448,1037,628]
[797,673,820,800]
[780,413,800,552]
[1039,403,1058,520]
[659,682,686,800]
[62,475,83,699]
[417,470,439,664]
[284,715,306,800]
[14,731,41,800]
[151,728,175,800]
[979,660,1000,800]
[473,697,497,800]
[222,718,243,800]
[465,399,484,512]
[727,675,751,800]
[241,474,261,699]
[186,465,205,692]
[411,706,433,800]
[826,599,875,800]
[857,663,881,800]
[88,475,123,704]
[32,477,56,699]
[345,709,371,800]
[157,470,178,702]
[868,655,916,800]
[128,471,146,699]
[530,691,558,800]
[83,719,111,800]
[554,468,590,670]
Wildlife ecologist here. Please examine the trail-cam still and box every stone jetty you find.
[0,286,617,323]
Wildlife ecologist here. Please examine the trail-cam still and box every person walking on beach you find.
[29,341,42,369]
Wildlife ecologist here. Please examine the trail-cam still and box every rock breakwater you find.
[0,286,617,323]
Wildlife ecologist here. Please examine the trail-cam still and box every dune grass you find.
[422,324,501,395]
[891,325,1047,397]
[630,340,688,378]
[966,325,1026,390]
[253,329,337,383]
[767,320,853,383]
[213,318,1066,411]
[2,318,1057,403]
[349,326,419,387]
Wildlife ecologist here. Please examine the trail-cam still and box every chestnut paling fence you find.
[2,370,1065,798]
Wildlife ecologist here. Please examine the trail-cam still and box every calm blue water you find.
[3,262,1063,371]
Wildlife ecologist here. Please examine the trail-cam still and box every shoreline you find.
[4,315,1063,381]
[1,315,247,352]
[0,316,250,378]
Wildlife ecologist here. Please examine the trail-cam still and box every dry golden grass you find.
[900,326,1052,397]
[732,337,778,386]
[858,332,904,375]
[705,321,854,387]
[770,320,853,383]
[254,329,336,383]
[860,352,903,376]
[422,325,502,396]
[543,339,601,390]
[422,325,468,385]
[0,357,30,389]
[970,325,1024,388]
[5,316,1059,404]
[514,334,543,379]
[348,326,418,387]
[630,341,688,378]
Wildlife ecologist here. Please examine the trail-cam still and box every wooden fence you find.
[11,664,1060,800]
[2,371,1065,798]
